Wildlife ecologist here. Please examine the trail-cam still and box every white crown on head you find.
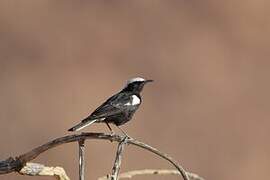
[127,77,146,84]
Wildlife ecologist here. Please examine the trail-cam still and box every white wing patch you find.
[125,95,141,106]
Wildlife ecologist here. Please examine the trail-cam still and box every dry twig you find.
[110,137,128,180]
[0,133,190,180]
[78,139,85,180]
[99,169,204,180]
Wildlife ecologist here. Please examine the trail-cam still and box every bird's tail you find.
[68,119,97,132]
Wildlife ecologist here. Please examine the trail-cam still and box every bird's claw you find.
[121,135,129,143]
[121,134,133,142]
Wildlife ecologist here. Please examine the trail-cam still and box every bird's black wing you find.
[82,92,131,122]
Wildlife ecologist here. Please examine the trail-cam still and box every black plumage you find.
[68,77,153,133]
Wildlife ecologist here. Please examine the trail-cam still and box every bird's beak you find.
[144,79,154,83]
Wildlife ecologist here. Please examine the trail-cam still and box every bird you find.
[68,77,153,135]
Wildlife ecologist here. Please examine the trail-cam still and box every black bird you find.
[68,77,153,135]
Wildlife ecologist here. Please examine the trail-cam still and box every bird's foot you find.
[121,133,133,142]
[116,126,133,140]
[121,135,130,143]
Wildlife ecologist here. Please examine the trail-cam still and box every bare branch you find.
[186,171,205,180]
[0,133,190,180]
[110,137,128,180]
[99,169,204,180]
[127,138,189,180]
[78,139,85,180]
[19,162,70,180]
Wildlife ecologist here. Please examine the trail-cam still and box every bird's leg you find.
[116,126,132,140]
[105,122,115,136]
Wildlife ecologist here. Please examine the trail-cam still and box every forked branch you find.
[0,132,190,180]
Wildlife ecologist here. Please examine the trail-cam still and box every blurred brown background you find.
[0,1,270,180]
